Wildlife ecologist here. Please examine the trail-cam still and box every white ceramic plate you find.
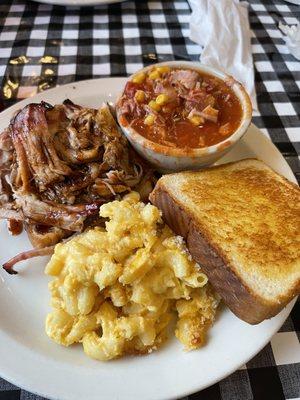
[0,78,297,400]
[32,0,126,6]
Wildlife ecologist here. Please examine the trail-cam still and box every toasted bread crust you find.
[150,187,288,324]
[149,159,300,324]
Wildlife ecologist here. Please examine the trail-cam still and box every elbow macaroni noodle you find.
[45,192,219,361]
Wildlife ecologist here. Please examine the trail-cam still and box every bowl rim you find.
[116,61,253,158]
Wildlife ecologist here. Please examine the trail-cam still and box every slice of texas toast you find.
[150,159,300,324]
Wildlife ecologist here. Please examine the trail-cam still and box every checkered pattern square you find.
[0,0,299,399]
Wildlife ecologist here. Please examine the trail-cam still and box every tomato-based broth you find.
[117,66,243,149]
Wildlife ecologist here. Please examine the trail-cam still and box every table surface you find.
[0,0,299,399]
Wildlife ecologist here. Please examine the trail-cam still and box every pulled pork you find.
[0,100,154,273]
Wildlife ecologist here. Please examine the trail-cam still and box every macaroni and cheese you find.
[45,192,219,361]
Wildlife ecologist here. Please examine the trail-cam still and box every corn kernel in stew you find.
[156,94,169,106]
[135,90,146,103]
[144,114,155,125]
[156,66,171,74]
[149,100,161,112]
[189,115,204,126]
[148,70,160,80]
[132,72,146,84]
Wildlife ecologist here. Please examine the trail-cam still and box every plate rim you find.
[0,77,297,400]
[0,300,297,400]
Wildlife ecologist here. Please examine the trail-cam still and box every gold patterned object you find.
[45,192,219,361]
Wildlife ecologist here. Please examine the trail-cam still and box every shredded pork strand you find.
[0,100,154,272]
[3,246,55,275]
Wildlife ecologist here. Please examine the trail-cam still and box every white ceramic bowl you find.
[116,61,252,172]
